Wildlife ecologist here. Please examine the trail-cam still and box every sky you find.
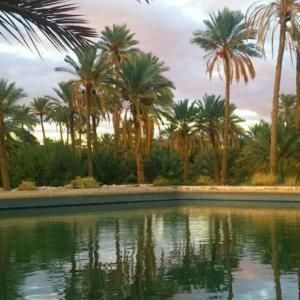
[0,0,297,138]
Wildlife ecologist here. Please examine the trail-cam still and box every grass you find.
[250,173,277,186]
[70,177,101,189]
[17,180,37,191]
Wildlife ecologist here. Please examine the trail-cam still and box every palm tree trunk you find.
[92,114,98,151]
[40,115,46,144]
[183,135,189,184]
[209,133,220,184]
[145,116,154,157]
[59,122,63,143]
[66,125,70,145]
[0,105,10,191]
[70,112,76,148]
[113,110,121,149]
[221,57,230,185]
[133,112,144,185]
[270,22,286,175]
[295,46,300,130]
[86,85,93,177]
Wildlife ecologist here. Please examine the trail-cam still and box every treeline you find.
[2,2,300,189]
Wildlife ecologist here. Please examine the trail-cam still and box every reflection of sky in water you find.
[20,270,64,300]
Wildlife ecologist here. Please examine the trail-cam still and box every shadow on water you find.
[1,201,300,299]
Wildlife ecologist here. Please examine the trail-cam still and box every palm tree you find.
[30,97,52,144]
[164,99,197,183]
[0,79,26,191]
[295,40,300,129]
[195,95,224,184]
[118,53,174,184]
[289,29,300,129]
[13,105,38,132]
[99,24,139,148]
[0,0,96,53]
[247,0,300,176]
[48,104,70,143]
[56,45,111,176]
[279,94,296,123]
[192,8,261,184]
[49,82,77,147]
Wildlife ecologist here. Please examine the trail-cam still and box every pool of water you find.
[1,202,300,299]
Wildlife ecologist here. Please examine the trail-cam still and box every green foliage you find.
[93,149,136,185]
[145,146,183,182]
[237,121,300,180]
[70,177,100,189]
[250,173,277,186]
[17,180,37,191]
[152,176,179,187]
[9,142,84,188]
[194,176,214,186]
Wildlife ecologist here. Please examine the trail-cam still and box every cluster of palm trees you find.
[2,1,300,190]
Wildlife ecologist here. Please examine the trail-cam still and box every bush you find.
[145,146,183,182]
[9,142,84,188]
[18,181,37,191]
[70,177,100,189]
[93,149,135,185]
[284,176,298,186]
[250,173,277,186]
[195,176,214,186]
[152,176,179,186]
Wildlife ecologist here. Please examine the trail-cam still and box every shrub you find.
[195,176,214,186]
[9,142,84,188]
[250,173,277,186]
[70,177,100,189]
[18,181,37,191]
[284,176,298,186]
[93,149,135,185]
[152,176,179,186]
[145,146,183,182]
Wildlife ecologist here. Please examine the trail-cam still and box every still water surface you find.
[1,202,300,300]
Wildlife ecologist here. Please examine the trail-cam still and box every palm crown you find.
[192,8,261,83]
[247,0,300,52]
[99,24,139,72]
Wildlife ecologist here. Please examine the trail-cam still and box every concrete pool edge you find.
[2,186,300,210]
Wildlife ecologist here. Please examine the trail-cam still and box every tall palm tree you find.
[99,24,139,148]
[30,97,52,144]
[295,40,300,129]
[50,82,76,148]
[0,79,26,191]
[56,45,111,176]
[164,99,197,183]
[247,0,300,176]
[195,95,224,184]
[289,28,300,129]
[0,0,96,53]
[192,8,261,184]
[118,53,174,184]
[48,104,70,143]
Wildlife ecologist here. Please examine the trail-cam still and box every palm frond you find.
[0,0,97,53]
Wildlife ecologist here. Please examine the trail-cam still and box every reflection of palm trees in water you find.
[222,215,234,300]
[3,209,300,299]
[271,219,282,300]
